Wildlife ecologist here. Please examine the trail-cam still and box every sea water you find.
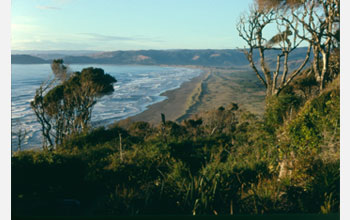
[11,64,202,150]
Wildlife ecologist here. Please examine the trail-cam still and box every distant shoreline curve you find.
[121,65,210,125]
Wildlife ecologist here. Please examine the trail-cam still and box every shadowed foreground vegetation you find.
[12,68,339,217]
[11,0,340,218]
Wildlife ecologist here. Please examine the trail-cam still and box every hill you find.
[11,54,49,64]
[11,48,309,68]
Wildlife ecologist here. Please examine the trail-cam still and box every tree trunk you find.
[320,48,330,91]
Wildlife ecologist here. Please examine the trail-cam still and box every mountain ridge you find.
[11,48,309,68]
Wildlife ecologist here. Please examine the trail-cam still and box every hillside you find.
[11,55,48,64]
[11,48,309,68]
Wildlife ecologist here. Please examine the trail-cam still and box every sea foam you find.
[11,64,202,150]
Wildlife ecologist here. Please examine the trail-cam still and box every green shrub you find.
[265,87,302,133]
[286,88,339,152]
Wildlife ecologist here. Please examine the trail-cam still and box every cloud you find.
[11,36,166,51]
[36,5,61,10]
[36,0,74,10]
[79,33,136,42]
[78,33,165,43]
[36,0,73,10]
[11,32,166,51]
[53,0,73,4]
[12,23,40,33]
[11,39,91,50]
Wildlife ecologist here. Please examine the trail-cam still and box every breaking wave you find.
[11,64,202,150]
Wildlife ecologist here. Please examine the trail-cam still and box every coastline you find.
[121,65,266,126]
[124,66,211,125]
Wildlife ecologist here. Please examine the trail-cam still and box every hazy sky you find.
[11,0,254,51]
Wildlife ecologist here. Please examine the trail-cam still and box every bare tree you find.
[255,0,340,91]
[30,80,56,150]
[237,4,311,98]
[285,0,340,90]
[11,125,29,152]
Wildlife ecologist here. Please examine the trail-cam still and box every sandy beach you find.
[122,65,266,126]
[126,67,210,124]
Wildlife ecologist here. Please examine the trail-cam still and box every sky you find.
[11,0,254,51]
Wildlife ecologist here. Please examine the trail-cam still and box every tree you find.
[237,3,311,98]
[11,124,28,152]
[31,80,55,150]
[255,0,340,91]
[51,59,70,81]
[256,0,304,10]
[31,61,117,150]
[285,0,340,90]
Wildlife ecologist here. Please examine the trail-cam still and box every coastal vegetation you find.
[12,66,339,216]
[30,60,117,150]
[12,0,340,217]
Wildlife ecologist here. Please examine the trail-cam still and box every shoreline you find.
[123,66,211,125]
[120,65,266,126]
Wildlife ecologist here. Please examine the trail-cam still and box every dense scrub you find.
[12,70,340,216]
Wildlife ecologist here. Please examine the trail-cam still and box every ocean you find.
[11,64,202,150]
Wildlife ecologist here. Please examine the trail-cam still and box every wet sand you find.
[127,67,210,124]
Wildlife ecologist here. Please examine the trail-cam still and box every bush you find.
[12,77,340,216]
[286,88,339,152]
[265,87,302,133]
